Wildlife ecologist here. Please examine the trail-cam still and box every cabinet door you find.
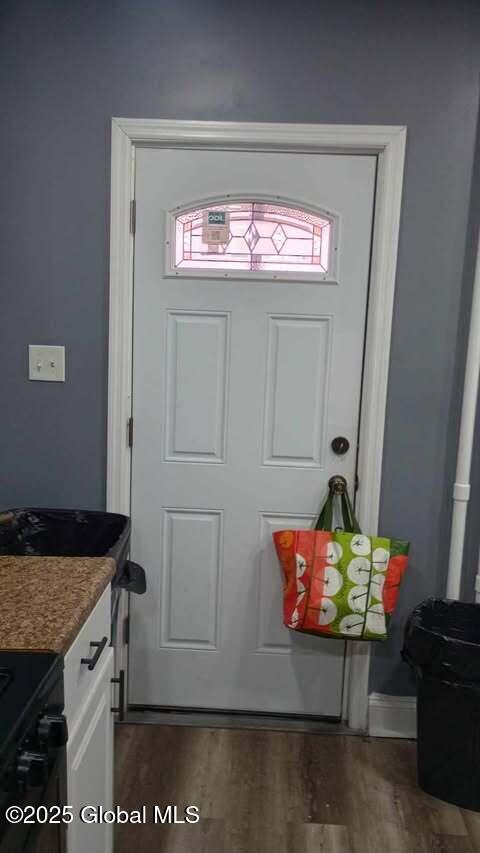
[64,586,111,732]
[67,646,114,853]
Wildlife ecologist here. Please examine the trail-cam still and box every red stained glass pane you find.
[174,201,332,274]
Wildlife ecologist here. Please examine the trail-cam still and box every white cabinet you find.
[64,586,113,853]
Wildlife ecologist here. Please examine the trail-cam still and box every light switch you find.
[28,345,65,382]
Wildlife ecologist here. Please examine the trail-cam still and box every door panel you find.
[130,148,376,716]
[165,311,229,463]
[161,508,222,649]
[263,315,331,466]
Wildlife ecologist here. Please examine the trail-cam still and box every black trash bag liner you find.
[402,598,480,684]
[0,508,130,572]
[117,561,146,595]
[416,673,480,811]
[403,598,480,810]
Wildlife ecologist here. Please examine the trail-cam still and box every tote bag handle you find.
[315,476,361,534]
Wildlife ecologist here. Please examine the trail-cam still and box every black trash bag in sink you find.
[117,561,146,594]
[0,508,145,594]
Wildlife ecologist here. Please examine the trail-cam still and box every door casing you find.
[106,118,407,732]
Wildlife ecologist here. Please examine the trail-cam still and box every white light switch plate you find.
[28,345,65,382]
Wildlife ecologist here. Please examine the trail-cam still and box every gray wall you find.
[460,114,480,604]
[1,0,479,695]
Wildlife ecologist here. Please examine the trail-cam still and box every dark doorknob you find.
[38,713,68,748]
[17,751,49,788]
[331,436,350,455]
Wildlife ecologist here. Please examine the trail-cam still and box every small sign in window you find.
[202,210,230,244]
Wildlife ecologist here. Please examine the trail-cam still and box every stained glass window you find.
[172,201,333,275]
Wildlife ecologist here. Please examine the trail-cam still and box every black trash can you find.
[402,598,480,810]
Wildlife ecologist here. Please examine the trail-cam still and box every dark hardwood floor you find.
[115,724,480,852]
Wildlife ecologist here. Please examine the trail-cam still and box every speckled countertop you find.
[0,556,115,654]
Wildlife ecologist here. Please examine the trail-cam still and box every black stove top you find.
[0,651,62,770]
[0,651,66,853]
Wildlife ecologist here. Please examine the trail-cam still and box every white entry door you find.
[129,147,376,717]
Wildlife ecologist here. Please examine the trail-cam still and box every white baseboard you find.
[368,692,417,738]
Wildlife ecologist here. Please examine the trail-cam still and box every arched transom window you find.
[172,200,334,277]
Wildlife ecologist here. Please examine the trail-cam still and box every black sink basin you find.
[0,508,131,585]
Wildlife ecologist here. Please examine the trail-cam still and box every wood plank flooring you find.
[115,724,480,852]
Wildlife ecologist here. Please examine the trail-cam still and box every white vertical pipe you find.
[446,233,480,600]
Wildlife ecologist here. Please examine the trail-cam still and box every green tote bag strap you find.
[340,487,361,534]
[314,476,361,534]
[316,494,333,531]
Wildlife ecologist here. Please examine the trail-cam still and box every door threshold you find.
[122,706,361,735]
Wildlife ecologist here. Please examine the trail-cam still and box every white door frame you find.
[107,118,407,731]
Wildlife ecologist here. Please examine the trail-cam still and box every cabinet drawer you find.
[64,585,111,730]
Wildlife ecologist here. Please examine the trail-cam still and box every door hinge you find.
[355,474,360,492]
[130,199,136,235]
[127,417,133,448]
[123,615,130,646]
